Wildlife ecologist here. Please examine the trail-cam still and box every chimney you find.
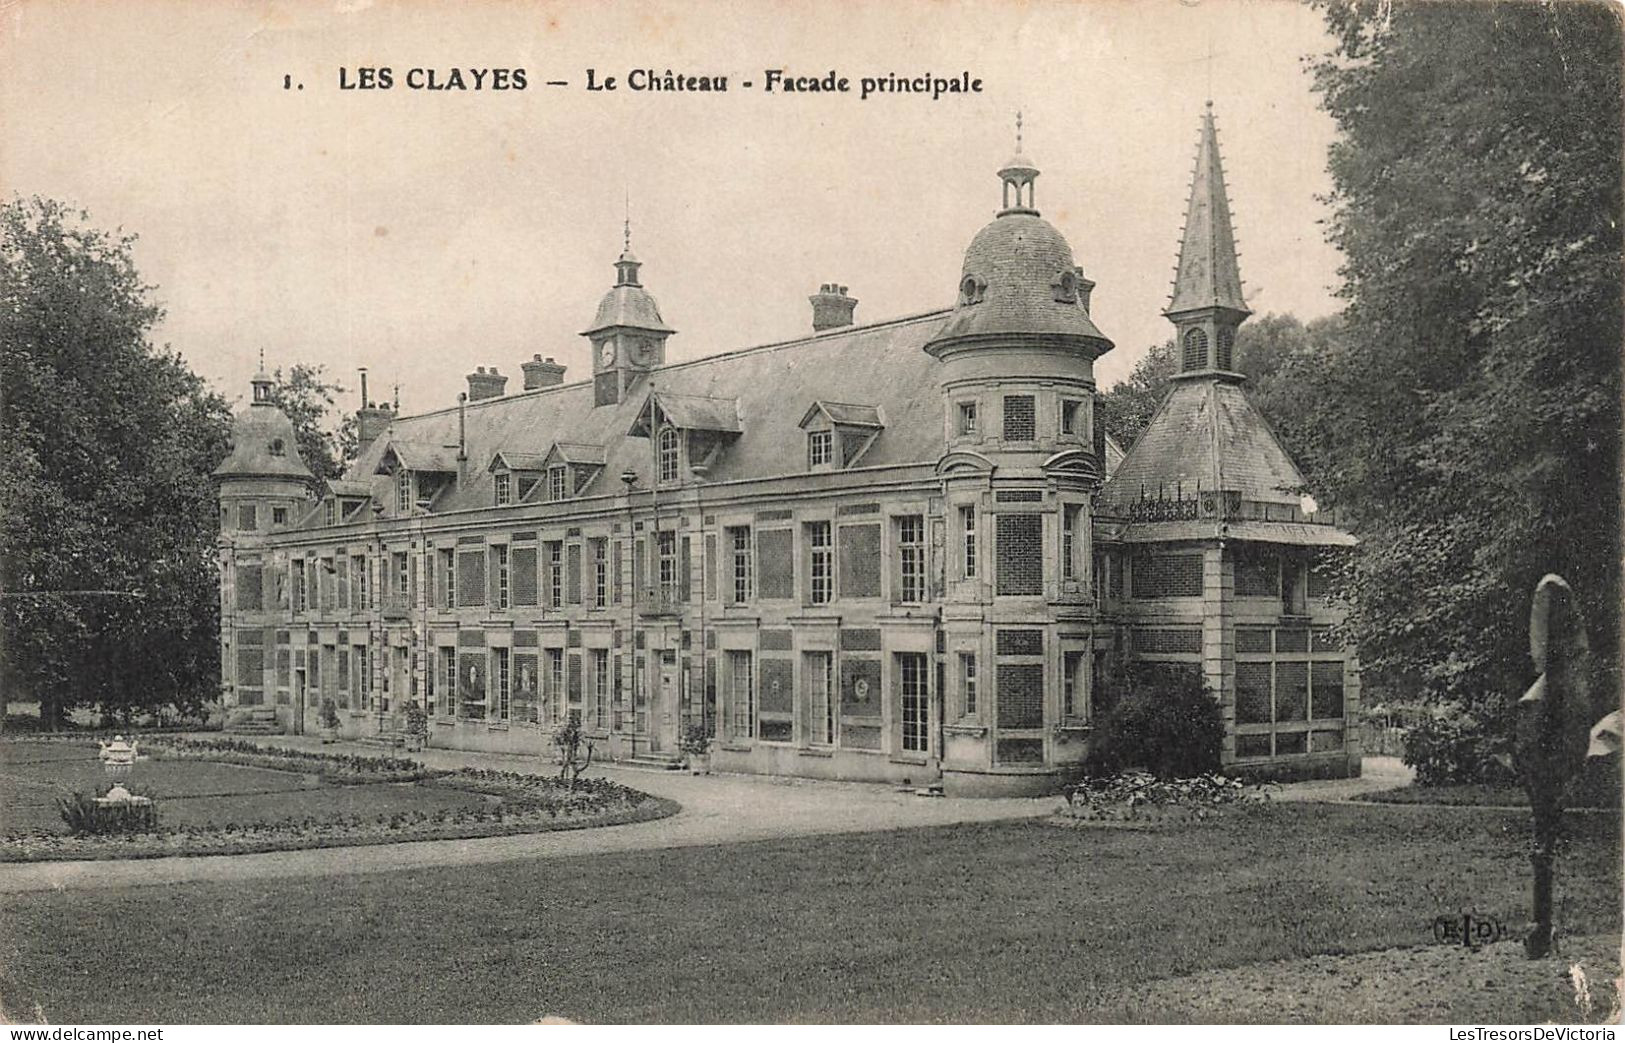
[466,366,507,401]
[521,354,567,390]
[809,283,858,332]
[355,367,393,456]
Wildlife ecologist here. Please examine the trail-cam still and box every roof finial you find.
[257,347,265,371]
[1016,109,1023,153]
[623,187,631,253]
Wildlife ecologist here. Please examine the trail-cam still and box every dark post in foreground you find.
[1511,575,1602,958]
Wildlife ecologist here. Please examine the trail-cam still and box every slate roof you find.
[1167,105,1249,317]
[932,212,1114,348]
[376,441,460,475]
[213,402,314,483]
[344,309,955,516]
[488,451,551,473]
[1099,378,1309,510]
[637,392,742,434]
[801,401,883,429]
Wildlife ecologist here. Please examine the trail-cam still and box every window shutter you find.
[680,536,692,601]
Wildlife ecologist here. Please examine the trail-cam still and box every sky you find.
[1,0,1346,416]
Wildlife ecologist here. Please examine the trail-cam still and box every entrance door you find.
[651,650,679,753]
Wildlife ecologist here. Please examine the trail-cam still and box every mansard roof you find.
[339,309,954,514]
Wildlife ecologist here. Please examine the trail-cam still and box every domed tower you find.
[213,361,315,537]
[927,120,1115,796]
[925,120,1114,474]
[583,220,675,407]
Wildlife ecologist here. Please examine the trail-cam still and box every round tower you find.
[213,362,315,537]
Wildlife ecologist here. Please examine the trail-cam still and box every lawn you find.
[0,742,486,834]
[0,802,1617,1023]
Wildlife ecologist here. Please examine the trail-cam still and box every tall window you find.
[293,560,307,612]
[900,652,929,753]
[396,469,412,513]
[494,648,511,722]
[272,506,287,527]
[1062,650,1086,718]
[807,522,832,604]
[494,472,512,506]
[353,554,367,609]
[439,647,456,717]
[1002,395,1036,441]
[1062,504,1080,581]
[324,500,337,526]
[657,530,678,600]
[957,401,978,437]
[494,544,510,610]
[355,644,369,710]
[729,650,754,739]
[806,651,833,745]
[808,430,833,467]
[547,542,563,609]
[592,539,608,608]
[593,648,610,728]
[729,526,753,603]
[547,466,568,502]
[546,648,565,724]
[238,504,257,530]
[960,505,977,579]
[1182,327,1209,370]
[960,653,978,716]
[439,549,456,609]
[897,515,926,603]
[393,551,408,597]
[658,427,681,483]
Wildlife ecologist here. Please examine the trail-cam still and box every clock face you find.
[630,337,658,366]
[598,341,616,367]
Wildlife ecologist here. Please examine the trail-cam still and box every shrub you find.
[678,721,711,757]
[402,699,428,736]
[1084,663,1223,780]
[56,791,159,835]
[318,699,340,730]
[1401,701,1515,786]
[1066,770,1264,809]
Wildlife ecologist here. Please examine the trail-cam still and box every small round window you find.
[269,438,285,457]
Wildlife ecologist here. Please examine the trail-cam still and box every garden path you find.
[0,738,1409,894]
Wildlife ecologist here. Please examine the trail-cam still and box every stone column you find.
[1202,544,1236,765]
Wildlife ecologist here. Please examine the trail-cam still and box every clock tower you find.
[583,223,674,407]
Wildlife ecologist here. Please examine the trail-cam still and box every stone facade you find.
[213,113,1359,794]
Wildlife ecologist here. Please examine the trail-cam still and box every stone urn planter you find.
[402,699,428,753]
[680,722,712,775]
[317,700,340,745]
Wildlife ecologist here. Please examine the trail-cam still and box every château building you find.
[214,108,1359,793]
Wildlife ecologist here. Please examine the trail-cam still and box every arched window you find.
[269,438,285,457]
[1217,328,1235,371]
[658,427,681,483]
[1182,328,1209,371]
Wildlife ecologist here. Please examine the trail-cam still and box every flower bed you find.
[1053,771,1270,826]
[143,737,442,784]
[0,740,677,861]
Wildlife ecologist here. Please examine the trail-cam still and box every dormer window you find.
[324,500,337,526]
[808,430,833,468]
[494,472,512,506]
[1052,269,1079,303]
[658,427,681,484]
[269,438,285,457]
[957,401,978,437]
[396,469,413,514]
[547,466,568,502]
[959,274,986,305]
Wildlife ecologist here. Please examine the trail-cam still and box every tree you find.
[0,197,232,726]
[1097,338,1176,449]
[1304,1,1622,722]
[262,364,356,482]
[1095,312,1340,463]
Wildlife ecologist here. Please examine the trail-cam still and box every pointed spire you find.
[250,349,273,403]
[1167,103,1249,316]
[614,199,642,288]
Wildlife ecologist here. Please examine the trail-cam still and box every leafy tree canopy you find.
[260,363,356,482]
[0,197,232,724]
[1305,0,1622,712]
